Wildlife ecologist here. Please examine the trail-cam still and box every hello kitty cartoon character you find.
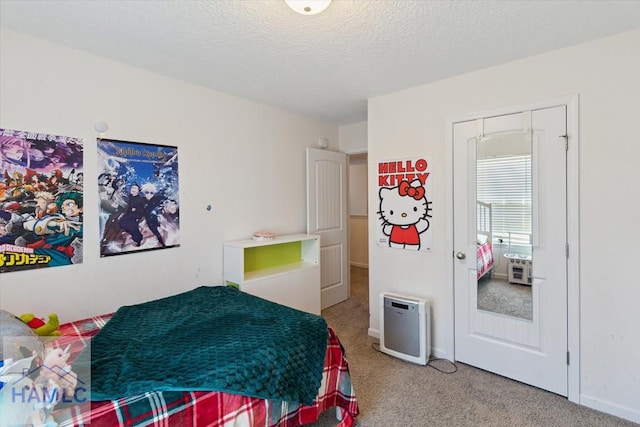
[378,179,432,250]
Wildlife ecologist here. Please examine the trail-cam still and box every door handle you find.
[456,251,466,260]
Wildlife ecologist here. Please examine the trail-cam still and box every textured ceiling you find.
[2,0,640,125]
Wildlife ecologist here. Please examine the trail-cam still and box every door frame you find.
[444,94,580,403]
[347,151,369,269]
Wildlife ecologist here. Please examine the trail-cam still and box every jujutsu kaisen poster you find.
[0,128,84,273]
[98,138,180,256]
[377,156,433,252]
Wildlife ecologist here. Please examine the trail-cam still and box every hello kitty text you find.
[378,159,430,186]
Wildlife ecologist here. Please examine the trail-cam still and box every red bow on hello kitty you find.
[398,180,425,200]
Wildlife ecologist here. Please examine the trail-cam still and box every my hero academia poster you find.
[377,156,433,251]
[97,138,180,256]
[0,128,84,273]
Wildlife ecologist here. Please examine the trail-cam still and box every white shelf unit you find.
[223,234,321,315]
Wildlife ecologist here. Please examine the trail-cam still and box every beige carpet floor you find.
[477,275,532,320]
[309,266,637,427]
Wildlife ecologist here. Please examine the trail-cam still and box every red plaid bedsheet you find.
[49,314,359,426]
[476,241,494,279]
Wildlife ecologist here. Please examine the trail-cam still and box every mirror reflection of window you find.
[476,131,533,321]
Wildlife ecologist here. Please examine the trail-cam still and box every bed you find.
[46,286,359,427]
[477,200,494,280]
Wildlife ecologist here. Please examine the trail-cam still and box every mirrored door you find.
[453,105,568,396]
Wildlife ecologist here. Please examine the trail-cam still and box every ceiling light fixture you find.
[284,0,331,16]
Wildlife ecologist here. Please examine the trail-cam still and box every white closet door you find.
[306,148,348,309]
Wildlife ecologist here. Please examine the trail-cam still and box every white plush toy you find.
[0,309,56,426]
[0,309,45,363]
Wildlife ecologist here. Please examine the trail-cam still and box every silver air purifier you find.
[379,293,430,365]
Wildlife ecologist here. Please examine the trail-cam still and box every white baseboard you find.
[350,261,368,268]
[368,328,449,361]
[580,394,640,424]
[429,347,448,360]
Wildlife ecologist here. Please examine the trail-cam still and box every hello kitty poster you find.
[377,157,432,251]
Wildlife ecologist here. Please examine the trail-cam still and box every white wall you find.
[348,216,368,268]
[368,29,640,422]
[338,121,367,154]
[348,155,368,216]
[0,28,338,321]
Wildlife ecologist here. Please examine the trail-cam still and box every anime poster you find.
[97,139,180,256]
[377,156,433,251]
[0,128,84,273]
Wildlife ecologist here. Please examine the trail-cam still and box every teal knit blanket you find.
[82,286,328,405]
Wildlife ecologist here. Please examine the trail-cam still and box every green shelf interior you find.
[244,241,301,273]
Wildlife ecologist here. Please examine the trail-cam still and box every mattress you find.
[48,312,359,426]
